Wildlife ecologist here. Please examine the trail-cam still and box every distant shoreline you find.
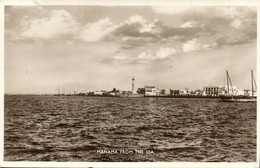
[4,94,223,99]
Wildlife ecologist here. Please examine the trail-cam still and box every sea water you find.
[4,95,256,161]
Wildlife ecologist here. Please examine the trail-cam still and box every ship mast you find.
[226,70,229,93]
[254,75,257,90]
[226,70,233,94]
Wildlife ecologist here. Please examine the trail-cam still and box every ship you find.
[220,70,257,102]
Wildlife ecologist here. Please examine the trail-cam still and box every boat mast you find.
[254,75,257,90]
[226,70,229,93]
[226,70,233,94]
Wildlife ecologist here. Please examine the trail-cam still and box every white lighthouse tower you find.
[132,76,136,94]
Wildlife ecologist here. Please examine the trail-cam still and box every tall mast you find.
[254,75,257,90]
[226,70,229,93]
[227,70,233,94]
[251,70,254,97]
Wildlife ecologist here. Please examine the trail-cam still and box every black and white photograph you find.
[1,0,258,165]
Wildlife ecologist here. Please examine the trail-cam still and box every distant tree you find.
[112,88,117,92]
[137,88,145,94]
[87,92,94,96]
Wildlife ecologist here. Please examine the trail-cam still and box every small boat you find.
[220,70,257,102]
[220,95,256,102]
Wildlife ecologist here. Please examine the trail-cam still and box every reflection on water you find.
[4,95,256,161]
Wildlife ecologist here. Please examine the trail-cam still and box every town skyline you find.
[4,6,256,94]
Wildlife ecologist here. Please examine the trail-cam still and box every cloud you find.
[215,7,239,19]
[21,10,79,38]
[124,15,160,34]
[113,15,215,46]
[21,10,118,42]
[178,7,256,47]
[138,50,153,60]
[126,15,147,24]
[79,17,117,42]
[216,34,252,46]
[106,46,177,64]
[183,39,199,52]
[230,19,242,29]
[113,55,126,60]
[156,47,176,59]
[152,6,192,14]
[114,22,142,37]
[138,47,176,61]
[17,7,256,51]
[182,38,214,52]
[161,26,214,41]
[180,21,198,28]
[114,15,160,37]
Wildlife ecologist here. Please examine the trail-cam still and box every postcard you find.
[0,0,259,167]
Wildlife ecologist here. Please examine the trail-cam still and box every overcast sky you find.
[4,6,256,94]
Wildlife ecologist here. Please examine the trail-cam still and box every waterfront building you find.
[159,89,171,96]
[179,89,187,95]
[195,89,203,96]
[165,89,171,95]
[203,86,220,96]
[94,90,106,95]
[144,86,155,96]
[190,90,196,96]
[218,86,238,95]
[144,86,160,96]
[204,85,239,96]
[235,89,246,96]
[109,92,116,96]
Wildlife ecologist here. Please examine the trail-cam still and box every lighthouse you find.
[132,76,136,94]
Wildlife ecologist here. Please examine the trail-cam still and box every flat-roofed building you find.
[203,86,220,96]
[94,90,106,95]
[179,89,187,95]
[160,89,171,96]
[144,86,160,96]
[218,86,238,95]
[165,89,171,95]
[145,86,156,96]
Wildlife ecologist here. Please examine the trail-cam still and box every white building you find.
[203,86,221,96]
[165,89,171,95]
[94,90,106,95]
[179,89,187,95]
[144,86,160,96]
[218,86,238,95]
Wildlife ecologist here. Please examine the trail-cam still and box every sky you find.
[4,6,257,94]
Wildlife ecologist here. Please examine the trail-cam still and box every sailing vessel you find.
[220,70,257,102]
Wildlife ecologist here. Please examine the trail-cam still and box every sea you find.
[4,95,256,162]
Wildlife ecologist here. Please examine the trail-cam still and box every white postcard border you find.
[0,0,259,167]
